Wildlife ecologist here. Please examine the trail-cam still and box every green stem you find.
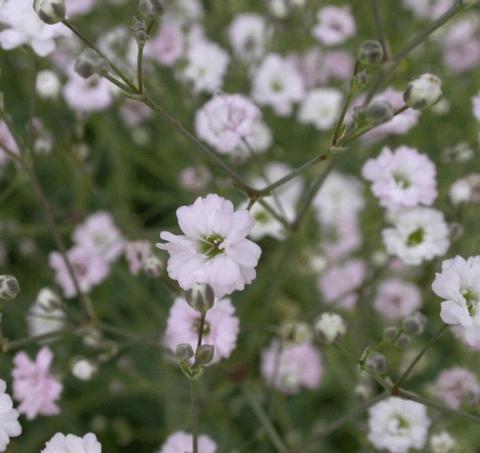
[190,380,199,453]
[137,42,145,94]
[370,0,390,60]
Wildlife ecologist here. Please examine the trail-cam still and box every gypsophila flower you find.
[146,22,184,67]
[163,297,239,364]
[382,207,450,265]
[228,13,268,63]
[66,0,96,16]
[158,431,216,453]
[449,174,480,205]
[403,0,454,19]
[41,432,102,453]
[368,397,431,453]
[157,194,261,298]
[374,279,422,320]
[195,94,261,154]
[320,218,362,260]
[252,53,305,116]
[430,431,456,453]
[435,367,480,409]
[362,146,437,210]
[163,0,204,24]
[432,256,480,346]
[124,241,151,275]
[49,247,110,298]
[71,359,97,381]
[261,340,323,394]
[0,380,21,452]
[473,93,480,120]
[403,73,443,110]
[312,6,355,46]
[314,312,346,343]
[63,72,114,113]
[36,70,61,99]
[28,288,66,337]
[182,41,229,94]
[297,88,343,130]
[73,211,125,263]
[179,165,212,191]
[12,347,62,420]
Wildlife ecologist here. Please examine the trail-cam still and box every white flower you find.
[449,178,472,205]
[430,431,456,453]
[228,13,268,62]
[157,194,262,298]
[368,397,431,453]
[71,359,97,381]
[36,70,61,99]
[382,207,450,265]
[312,6,356,46]
[298,88,343,130]
[252,53,305,116]
[314,312,346,343]
[432,256,480,346]
[234,120,272,157]
[28,288,66,337]
[0,380,21,452]
[182,41,229,94]
[313,171,365,227]
[158,431,216,453]
[0,0,69,56]
[404,73,443,110]
[163,0,204,25]
[41,432,101,453]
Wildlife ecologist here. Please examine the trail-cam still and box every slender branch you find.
[257,199,291,231]
[196,312,206,350]
[137,42,145,95]
[4,328,76,352]
[191,380,199,453]
[369,0,390,60]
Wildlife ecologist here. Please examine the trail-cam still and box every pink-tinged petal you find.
[226,240,261,267]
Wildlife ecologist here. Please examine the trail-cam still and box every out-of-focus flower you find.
[318,259,366,309]
[157,194,261,298]
[368,397,430,453]
[297,88,343,130]
[430,431,456,453]
[49,247,110,298]
[374,279,422,319]
[12,347,62,420]
[195,94,261,154]
[146,22,184,67]
[163,297,239,364]
[124,241,151,275]
[362,146,437,210]
[63,72,114,113]
[261,340,323,394]
[0,380,21,452]
[179,165,212,191]
[228,13,267,63]
[28,288,66,337]
[119,99,153,127]
[158,431,216,453]
[71,359,97,381]
[73,211,125,263]
[41,433,102,453]
[403,0,454,20]
[182,41,229,94]
[163,0,204,25]
[473,93,480,120]
[435,367,480,409]
[449,174,480,205]
[0,121,19,167]
[312,6,355,46]
[36,70,61,99]
[382,207,450,265]
[433,256,480,346]
[252,53,305,116]
[0,0,69,56]
[66,0,96,16]
[314,312,346,343]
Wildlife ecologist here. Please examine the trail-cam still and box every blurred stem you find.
[5,327,77,352]
[369,0,390,60]
[257,199,291,231]
[190,379,199,453]
[137,42,145,95]
[196,311,206,350]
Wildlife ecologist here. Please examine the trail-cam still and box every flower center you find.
[271,79,284,92]
[391,414,410,433]
[254,210,270,224]
[192,318,211,336]
[461,288,480,316]
[200,233,225,259]
[393,172,411,189]
[406,228,424,246]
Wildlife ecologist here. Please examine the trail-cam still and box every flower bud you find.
[352,70,369,91]
[383,326,398,341]
[366,352,388,375]
[175,343,194,361]
[314,312,347,344]
[72,358,97,381]
[403,311,427,336]
[142,254,163,278]
[358,40,384,65]
[131,17,147,44]
[195,344,214,365]
[185,284,214,313]
[0,275,20,301]
[74,49,100,79]
[366,100,394,124]
[33,0,66,24]
[403,73,442,110]
[395,333,410,349]
[139,0,164,17]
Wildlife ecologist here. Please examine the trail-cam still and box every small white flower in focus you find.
[36,70,60,99]
[315,312,346,343]
[72,359,97,381]
[404,73,442,110]
[430,431,456,453]
[33,0,66,24]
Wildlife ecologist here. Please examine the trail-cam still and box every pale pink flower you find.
[119,100,153,127]
[321,219,362,260]
[12,347,62,420]
[0,121,18,167]
[49,247,110,298]
[362,146,437,210]
[252,53,305,116]
[403,0,453,20]
[323,50,355,81]
[195,94,261,154]
[179,165,212,192]
[159,431,216,453]
[436,367,480,409]
[124,241,151,275]
[157,194,261,298]
[0,379,21,452]
[374,279,422,319]
[63,73,113,113]
[312,6,356,46]
[41,432,102,453]
[318,259,367,309]
[261,340,323,394]
[472,94,480,120]
[163,297,239,364]
[73,211,124,263]
[228,13,267,62]
[66,0,96,16]
[146,22,184,67]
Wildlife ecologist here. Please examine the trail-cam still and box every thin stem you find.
[242,386,288,452]
[394,324,447,387]
[190,380,199,453]
[97,322,162,348]
[137,42,145,94]
[103,73,135,93]
[370,0,390,60]
[257,199,291,231]
[196,312,206,350]
[5,328,76,352]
